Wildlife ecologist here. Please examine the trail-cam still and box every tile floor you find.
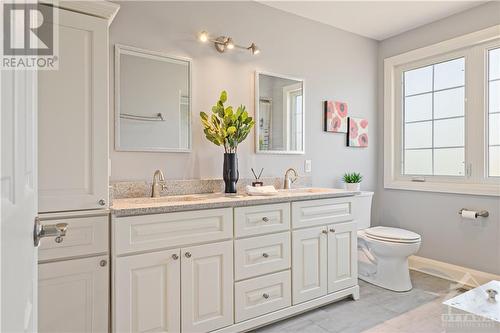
[253,271,465,333]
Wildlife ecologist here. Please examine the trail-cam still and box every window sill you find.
[384,179,500,197]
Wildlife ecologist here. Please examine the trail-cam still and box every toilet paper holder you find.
[459,208,489,218]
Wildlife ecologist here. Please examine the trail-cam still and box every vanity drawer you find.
[113,208,233,255]
[38,214,109,262]
[234,232,290,280]
[235,270,291,323]
[292,197,353,229]
[235,203,290,238]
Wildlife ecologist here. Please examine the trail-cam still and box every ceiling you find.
[260,1,486,40]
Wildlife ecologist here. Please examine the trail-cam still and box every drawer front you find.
[114,208,233,255]
[234,232,290,280]
[292,197,354,229]
[235,203,290,238]
[235,270,291,323]
[39,215,109,262]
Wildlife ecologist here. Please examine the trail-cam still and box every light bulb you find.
[250,43,260,55]
[226,37,235,50]
[198,31,208,43]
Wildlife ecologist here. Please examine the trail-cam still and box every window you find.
[384,26,500,196]
[488,48,500,177]
[403,58,465,176]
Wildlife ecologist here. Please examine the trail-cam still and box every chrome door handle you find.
[34,217,68,246]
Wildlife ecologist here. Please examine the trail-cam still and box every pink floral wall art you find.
[348,117,368,147]
[324,101,348,133]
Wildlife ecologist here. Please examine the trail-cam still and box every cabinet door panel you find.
[182,240,233,332]
[115,249,180,333]
[292,226,328,304]
[328,221,357,293]
[38,9,108,212]
[38,256,109,333]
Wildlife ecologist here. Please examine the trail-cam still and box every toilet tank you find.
[352,191,374,230]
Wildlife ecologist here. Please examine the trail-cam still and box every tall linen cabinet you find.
[37,3,118,332]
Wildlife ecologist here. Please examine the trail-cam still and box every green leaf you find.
[220,91,227,103]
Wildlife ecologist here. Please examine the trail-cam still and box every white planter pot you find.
[344,183,361,191]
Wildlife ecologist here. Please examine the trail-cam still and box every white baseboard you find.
[409,255,500,289]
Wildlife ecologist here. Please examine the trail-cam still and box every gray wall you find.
[110,1,378,194]
[377,2,500,275]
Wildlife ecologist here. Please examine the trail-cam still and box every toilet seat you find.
[364,226,421,244]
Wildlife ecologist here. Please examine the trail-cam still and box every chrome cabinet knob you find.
[262,253,269,258]
[55,236,64,243]
[329,228,335,233]
[262,293,270,299]
[184,252,192,258]
[99,260,107,267]
[321,229,328,234]
[262,217,269,222]
[98,199,106,206]
[172,254,179,260]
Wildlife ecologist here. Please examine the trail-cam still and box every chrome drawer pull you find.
[262,217,269,222]
[262,253,269,258]
[262,293,270,299]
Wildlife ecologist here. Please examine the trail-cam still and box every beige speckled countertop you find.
[111,188,359,217]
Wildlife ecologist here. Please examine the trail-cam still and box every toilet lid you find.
[365,226,421,243]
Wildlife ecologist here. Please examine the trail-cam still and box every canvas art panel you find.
[324,100,348,133]
[348,117,368,147]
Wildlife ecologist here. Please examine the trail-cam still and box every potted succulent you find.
[343,172,363,191]
[200,91,255,194]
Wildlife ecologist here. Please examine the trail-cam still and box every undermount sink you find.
[279,187,335,194]
[126,193,222,204]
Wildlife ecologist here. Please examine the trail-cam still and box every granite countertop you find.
[111,187,359,217]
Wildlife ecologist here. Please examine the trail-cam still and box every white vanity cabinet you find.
[38,212,110,333]
[113,209,234,333]
[292,198,358,304]
[112,197,359,333]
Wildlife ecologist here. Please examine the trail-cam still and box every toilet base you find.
[358,256,414,292]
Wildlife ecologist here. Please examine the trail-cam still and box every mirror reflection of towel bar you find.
[120,113,165,121]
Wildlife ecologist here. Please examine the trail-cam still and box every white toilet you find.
[354,192,421,292]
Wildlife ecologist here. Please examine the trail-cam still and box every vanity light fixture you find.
[197,30,260,55]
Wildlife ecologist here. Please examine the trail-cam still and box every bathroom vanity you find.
[111,189,360,332]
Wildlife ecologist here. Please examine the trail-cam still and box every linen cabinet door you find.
[38,256,109,333]
[292,226,328,304]
[181,240,233,332]
[328,221,358,293]
[114,249,181,333]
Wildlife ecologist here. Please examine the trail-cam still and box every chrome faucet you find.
[283,168,298,189]
[151,169,166,198]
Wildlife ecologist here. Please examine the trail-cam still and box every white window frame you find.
[384,25,500,196]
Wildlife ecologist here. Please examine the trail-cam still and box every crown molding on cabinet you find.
[40,0,120,25]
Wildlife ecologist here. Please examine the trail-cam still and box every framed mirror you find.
[255,71,305,154]
[115,45,191,152]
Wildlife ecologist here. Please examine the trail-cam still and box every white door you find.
[115,249,181,333]
[328,221,358,293]
[292,226,328,304]
[38,255,109,333]
[1,68,38,330]
[181,240,233,333]
[38,7,108,212]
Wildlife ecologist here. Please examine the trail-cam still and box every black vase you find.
[223,153,239,194]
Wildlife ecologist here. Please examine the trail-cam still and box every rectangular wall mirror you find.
[255,71,305,154]
[115,45,191,152]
